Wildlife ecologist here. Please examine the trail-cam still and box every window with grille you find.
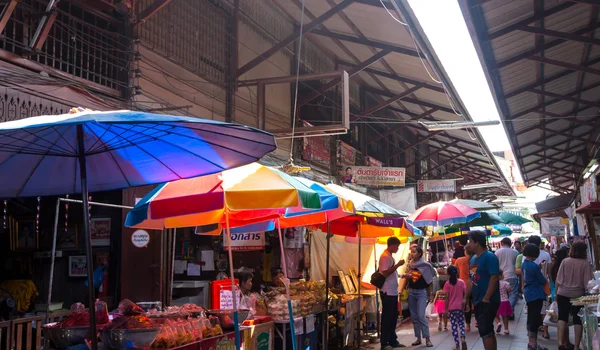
[0,0,130,92]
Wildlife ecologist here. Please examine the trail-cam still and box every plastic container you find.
[95,299,109,325]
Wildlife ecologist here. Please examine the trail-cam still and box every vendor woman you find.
[235,272,255,311]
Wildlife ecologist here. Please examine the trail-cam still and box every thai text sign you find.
[417,180,456,193]
[222,232,265,251]
[345,166,405,186]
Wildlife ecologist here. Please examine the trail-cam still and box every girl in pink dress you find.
[495,271,513,334]
[433,280,449,331]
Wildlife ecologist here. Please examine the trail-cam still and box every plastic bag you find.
[425,302,438,319]
[593,328,600,350]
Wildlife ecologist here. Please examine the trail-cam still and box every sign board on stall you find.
[541,217,569,237]
[581,175,597,206]
[417,179,456,193]
[199,331,236,350]
[131,230,150,248]
[343,166,405,186]
[222,232,265,251]
[219,288,241,310]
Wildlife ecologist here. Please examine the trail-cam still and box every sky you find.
[407,0,512,153]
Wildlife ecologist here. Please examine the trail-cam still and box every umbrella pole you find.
[225,212,241,350]
[45,198,60,324]
[374,243,380,339]
[276,219,297,350]
[77,125,98,350]
[357,224,362,348]
[325,222,331,311]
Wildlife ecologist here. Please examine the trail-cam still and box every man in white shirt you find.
[495,237,519,316]
[529,236,551,274]
[379,237,406,349]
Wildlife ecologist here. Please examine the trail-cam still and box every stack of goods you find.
[152,317,223,348]
[262,280,327,320]
[147,304,206,318]
[264,294,300,322]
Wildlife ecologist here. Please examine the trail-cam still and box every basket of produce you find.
[43,309,99,349]
[206,309,250,330]
[43,323,91,349]
[100,314,159,349]
[99,299,160,349]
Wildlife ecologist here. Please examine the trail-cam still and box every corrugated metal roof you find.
[459,0,600,192]
[261,0,516,198]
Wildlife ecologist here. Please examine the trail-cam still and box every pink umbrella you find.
[409,201,480,227]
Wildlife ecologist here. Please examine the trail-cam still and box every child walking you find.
[443,266,467,350]
[495,271,513,334]
[433,280,448,331]
[522,244,549,350]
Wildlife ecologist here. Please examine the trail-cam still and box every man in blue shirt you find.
[522,244,548,350]
[464,230,500,350]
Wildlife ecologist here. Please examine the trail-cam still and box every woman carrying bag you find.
[401,246,436,347]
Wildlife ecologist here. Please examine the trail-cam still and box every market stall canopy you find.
[410,201,481,227]
[498,212,532,225]
[228,177,356,231]
[448,212,504,229]
[325,183,409,216]
[491,224,512,236]
[0,109,277,350]
[450,198,499,211]
[125,163,323,230]
[0,110,277,198]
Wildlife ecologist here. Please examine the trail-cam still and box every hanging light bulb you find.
[64,194,69,233]
[3,200,7,231]
[36,197,41,236]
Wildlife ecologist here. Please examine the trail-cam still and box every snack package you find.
[118,299,145,315]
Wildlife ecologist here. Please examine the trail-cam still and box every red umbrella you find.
[409,201,480,227]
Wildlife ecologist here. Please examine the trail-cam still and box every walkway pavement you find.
[369,298,563,350]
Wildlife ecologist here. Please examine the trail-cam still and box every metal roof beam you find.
[527,56,600,76]
[569,0,600,6]
[513,108,597,139]
[510,81,600,119]
[388,131,444,160]
[299,49,391,106]
[367,107,436,143]
[523,154,583,169]
[505,56,600,98]
[486,2,576,41]
[337,60,445,93]
[237,0,353,76]
[519,25,600,46]
[355,84,423,121]
[519,136,587,158]
[0,0,18,35]
[137,0,172,24]
[310,29,419,57]
[496,23,600,69]
[365,87,455,114]
[421,150,470,176]
[528,88,600,108]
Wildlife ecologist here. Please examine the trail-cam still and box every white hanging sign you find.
[131,230,150,248]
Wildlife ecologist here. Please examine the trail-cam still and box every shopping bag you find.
[543,281,551,296]
[425,302,438,319]
[400,289,408,302]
